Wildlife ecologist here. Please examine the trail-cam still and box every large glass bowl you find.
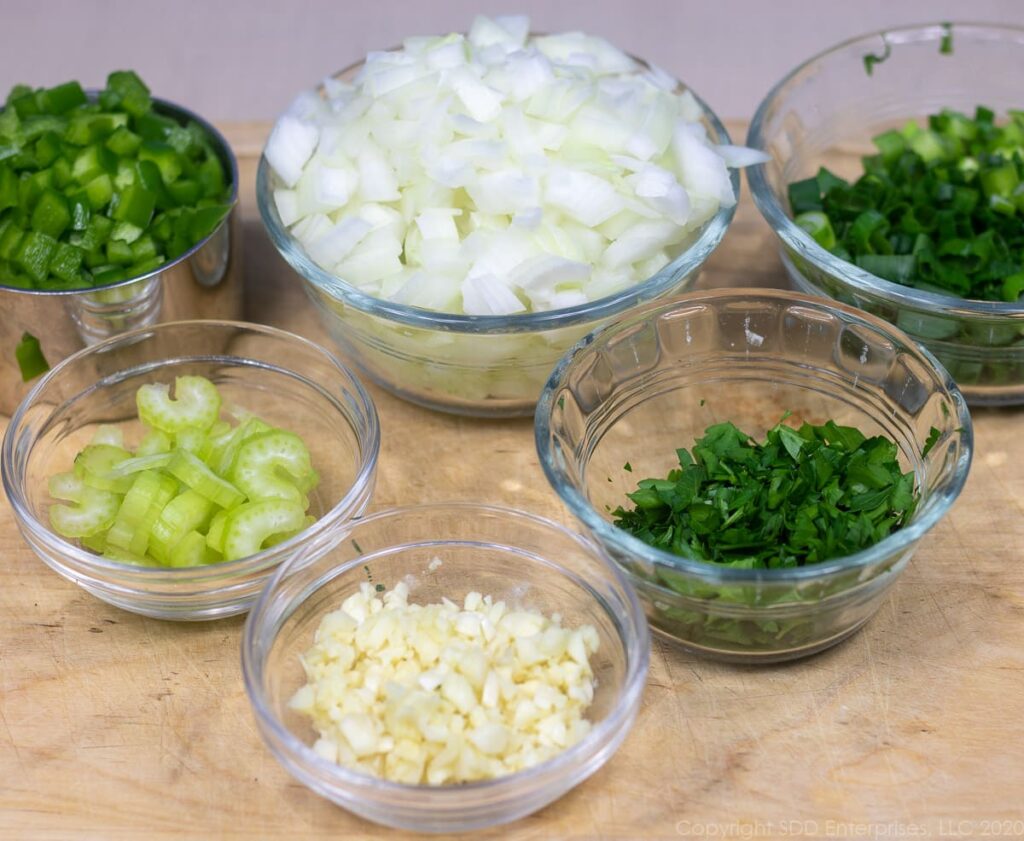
[258,55,738,418]
[242,503,649,832]
[747,23,1024,406]
[536,290,972,663]
[1,320,379,621]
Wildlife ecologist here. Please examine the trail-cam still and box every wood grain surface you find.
[1,122,1022,841]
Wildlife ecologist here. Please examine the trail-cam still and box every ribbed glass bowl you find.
[747,23,1024,406]
[1,320,379,621]
[257,55,738,418]
[536,290,972,663]
[242,503,649,833]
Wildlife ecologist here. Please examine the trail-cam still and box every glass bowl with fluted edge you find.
[257,53,738,418]
[2,320,379,621]
[536,289,972,663]
[241,503,649,833]
[747,22,1024,406]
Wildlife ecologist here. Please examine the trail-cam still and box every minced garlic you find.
[289,581,599,785]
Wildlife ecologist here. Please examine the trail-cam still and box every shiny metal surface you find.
[0,97,241,415]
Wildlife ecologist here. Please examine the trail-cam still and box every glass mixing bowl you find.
[536,290,972,662]
[258,54,738,417]
[747,23,1024,406]
[2,320,379,620]
[242,503,649,832]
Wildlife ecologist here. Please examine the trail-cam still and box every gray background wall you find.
[3,0,1022,123]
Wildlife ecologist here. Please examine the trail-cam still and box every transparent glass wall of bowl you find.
[2,322,378,621]
[748,23,1024,406]
[257,54,738,418]
[243,505,649,833]
[539,292,971,662]
[302,276,703,417]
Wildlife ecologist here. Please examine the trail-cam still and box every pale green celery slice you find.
[149,489,215,563]
[222,500,306,561]
[264,514,316,548]
[168,530,218,567]
[230,430,316,505]
[90,425,125,448]
[176,430,207,456]
[136,375,222,433]
[105,471,178,555]
[209,416,273,476]
[136,429,172,456]
[74,444,134,493]
[205,508,229,553]
[167,449,244,509]
[48,471,121,538]
[104,452,173,479]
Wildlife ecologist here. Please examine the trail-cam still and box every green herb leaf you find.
[921,426,942,457]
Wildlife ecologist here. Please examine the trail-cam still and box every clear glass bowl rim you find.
[240,501,650,797]
[746,21,1024,319]
[1,318,381,584]
[535,288,974,584]
[0,93,240,296]
[257,52,739,335]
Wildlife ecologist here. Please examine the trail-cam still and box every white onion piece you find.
[544,166,624,227]
[266,16,765,317]
[307,218,372,267]
[717,144,772,168]
[461,273,527,315]
[265,116,318,188]
[273,189,300,227]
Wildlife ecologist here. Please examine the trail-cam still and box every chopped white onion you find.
[266,16,766,318]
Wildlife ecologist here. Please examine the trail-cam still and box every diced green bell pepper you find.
[49,241,84,282]
[40,81,87,115]
[0,223,23,259]
[30,189,71,238]
[0,165,16,211]
[83,173,114,210]
[72,143,117,184]
[138,140,183,183]
[34,132,63,167]
[105,126,141,156]
[15,332,49,381]
[13,229,57,281]
[106,71,152,118]
[106,238,134,265]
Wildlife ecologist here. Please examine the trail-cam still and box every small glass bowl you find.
[747,23,1024,406]
[536,290,972,663]
[242,503,649,833]
[257,55,738,418]
[1,320,379,621]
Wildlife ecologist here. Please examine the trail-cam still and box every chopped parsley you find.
[613,418,918,569]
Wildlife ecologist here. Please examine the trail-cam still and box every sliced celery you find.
[149,489,214,563]
[48,471,120,538]
[222,499,306,561]
[74,443,133,493]
[167,449,244,509]
[136,375,221,433]
[231,430,315,505]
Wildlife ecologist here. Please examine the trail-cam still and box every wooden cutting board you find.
[1,122,1021,840]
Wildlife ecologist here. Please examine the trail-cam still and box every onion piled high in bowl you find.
[258,15,765,416]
